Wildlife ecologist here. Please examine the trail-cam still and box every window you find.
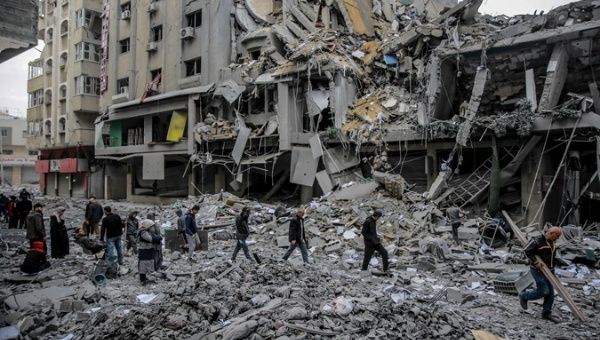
[28,60,43,79]
[75,42,100,62]
[75,76,100,95]
[1,150,14,155]
[151,25,163,42]
[46,28,53,41]
[117,78,129,93]
[0,129,7,137]
[119,38,130,53]
[150,69,162,83]
[28,89,44,107]
[120,2,131,13]
[186,10,202,28]
[29,150,38,156]
[60,85,67,98]
[184,57,201,77]
[76,9,99,28]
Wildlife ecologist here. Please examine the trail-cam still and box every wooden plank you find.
[501,211,587,322]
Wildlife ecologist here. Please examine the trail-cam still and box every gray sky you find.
[0,0,577,117]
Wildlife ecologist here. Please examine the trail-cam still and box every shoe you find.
[519,294,528,310]
[142,279,156,286]
[542,313,559,323]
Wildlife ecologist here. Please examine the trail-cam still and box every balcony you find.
[71,95,99,113]
[27,106,44,121]
[27,76,44,92]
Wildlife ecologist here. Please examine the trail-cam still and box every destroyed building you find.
[0,0,39,63]
[88,0,600,231]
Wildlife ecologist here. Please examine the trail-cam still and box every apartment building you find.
[26,0,102,197]
[0,112,37,186]
[96,0,234,202]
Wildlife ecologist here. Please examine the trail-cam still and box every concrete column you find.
[12,167,22,186]
[300,185,313,204]
[523,145,545,227]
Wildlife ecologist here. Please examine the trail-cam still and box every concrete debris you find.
[0,190,599,339]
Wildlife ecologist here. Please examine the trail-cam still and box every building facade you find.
[0,112,37,186]
[96,0,234,202]
[26,0,102,198]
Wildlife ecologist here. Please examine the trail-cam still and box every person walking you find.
[0,193,8,222]
[125,211,139,256]
[282,209,309,264]
[231,207,255,263]
[26,203,46,249]
[361,211,389,273]
[7,195,18,229]
[85,196,103,237]
[16,196,32,229]
[519,226,562,323]
[176,209,188,249]
[100,206,124,266]
[446,206,463,245]
[50,207,69,259]
[137,219,162,285]
[184,205,200,262]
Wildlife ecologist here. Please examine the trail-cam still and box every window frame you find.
[75,75,101,96]
[119,38,130,53]
[186,10,202,28]
[151,25,163,42]
[184,57,202,77]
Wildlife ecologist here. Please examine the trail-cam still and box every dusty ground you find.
[0,193,599,339]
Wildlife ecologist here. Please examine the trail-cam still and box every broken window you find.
[28,60,43,79]
[120,2,131,14]
[151,25,163,42]
[249,49,261,61]
[119,38,130,53]
[117,78,129,94]
[184,57,201,77]
[28,89,44,107]
[75,9,100,30]
[150,69,162,85]
[74,76,100,95]
[186,10,202,28]
[75,42,100,62]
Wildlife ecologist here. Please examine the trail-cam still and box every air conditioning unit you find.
[119,86,129,94]
[147,3,157,13]
[146,42,158,52]
[181,27,194,40]
[121,10,131,20]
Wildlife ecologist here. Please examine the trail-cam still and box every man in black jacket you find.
[361,211,389,273]
[85,196,103,237]
[519,226,562,322]
[101,206,124,266]
[231,207,255,263]
[282,209,309,264]
[16,197,32,229]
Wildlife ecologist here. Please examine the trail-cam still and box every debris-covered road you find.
[1,191,599,339]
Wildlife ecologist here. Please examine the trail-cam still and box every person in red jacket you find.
[7,195,17,229]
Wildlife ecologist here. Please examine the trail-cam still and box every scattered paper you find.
[137,294,158,304]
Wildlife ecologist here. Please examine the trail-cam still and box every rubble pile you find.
[224,0,600,149]
[1,186,600,339]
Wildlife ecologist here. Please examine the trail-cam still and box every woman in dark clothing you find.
[50,207,69,258]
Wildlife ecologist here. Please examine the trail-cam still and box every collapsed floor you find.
[1,185,599,339]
